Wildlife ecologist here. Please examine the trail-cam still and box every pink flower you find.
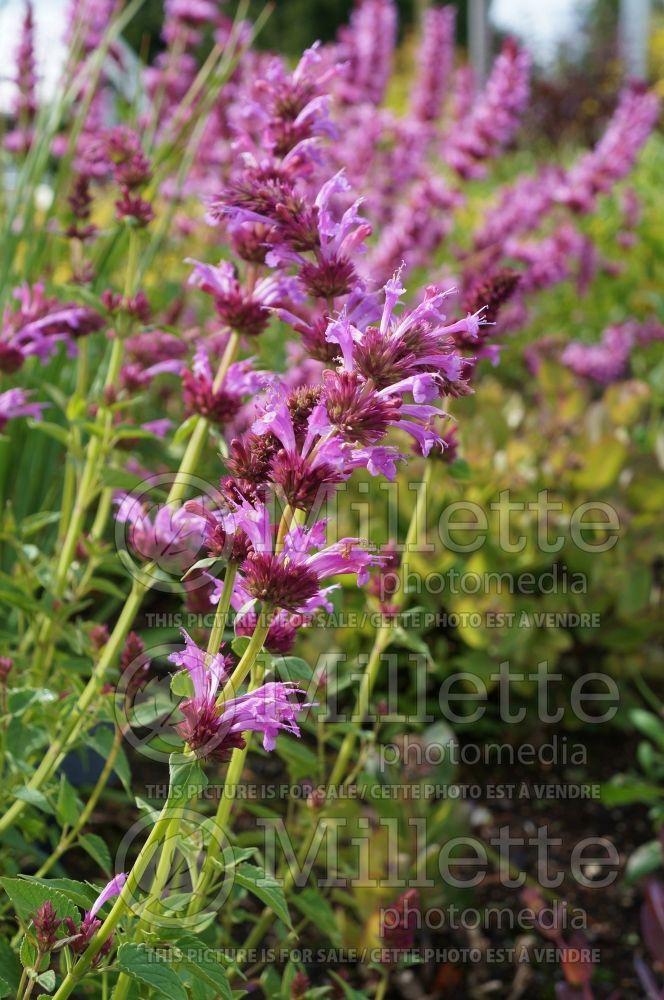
[0,388,46,431]
[169,630,309,758]
[445,38,530,179]
[114,496,206,574]
[188,259,302,338]
[410,6,456,124]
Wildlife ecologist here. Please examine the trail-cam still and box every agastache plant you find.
[0,1,660,998]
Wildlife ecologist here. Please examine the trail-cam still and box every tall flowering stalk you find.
[5,2,38,155]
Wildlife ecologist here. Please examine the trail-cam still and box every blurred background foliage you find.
[123,0,664,142]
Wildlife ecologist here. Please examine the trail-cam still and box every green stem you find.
[51,789,178,1000]
[206,562,237,663]
[186,741,249,920]
[2,332,245,835]
[217,616,270,702]
[188,653,266,919]
[328,462,432,786]
[111,803,184,1000]
[0,572,148,836]
[167,331,240,508]
[32,230,140,678]
[238,463,434,958]
[35,728,122,878]
[327,628,392,788]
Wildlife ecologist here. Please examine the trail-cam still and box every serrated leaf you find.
[78,834,111,876]
[18,877,97,911]
[0,878,79,923]
[177,953,232,1000]
[233,864,291,929]
[116,943,187,1000]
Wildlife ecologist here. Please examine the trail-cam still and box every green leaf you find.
[8,688,57,717]
[177,953,232,1000]
[270,656,313,683]
[56,776,82,828]
[170,670,194,699]
[625,839,663,885]
[260,965,282,999]
[20,511,61,537]
[27,421,69,446]
[86,727,132,793]
[233,864,291,930]
[100,467,146,491]
[20,935,37,971]
[274,736,318,782]
[112,425,167,442]
[173,414,198,445]
[281,962,300,999]
[13,787,54,815]
[448,458,472,480]
[116,944,187,1000]
[600,778,663,806]
[219,845,258,868]
[35,969,56,991]
[18,877,97,911]
[231,635,251,658]
[86,576,127,600]
[182,555,220,578]
[630,709,664,752]
[169,755,208,798]
[78,834,111,876]
[329,971,370,1000]
[0,938,22,993]
[183,555,220,577]
[572,437,627,490]
[0,878,79,923]
[292,888,341,945]
[0,977,9,999]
